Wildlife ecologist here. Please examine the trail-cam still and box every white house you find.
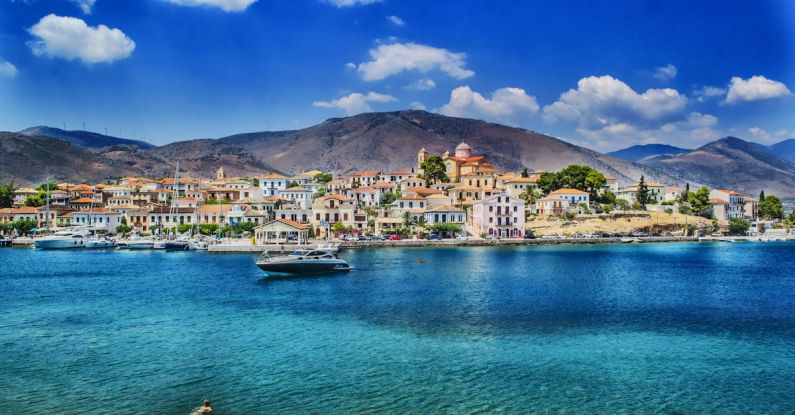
[471,193,525,238]
[548,188,590,206]
[278,186,314,209]
[709,189,746,222]
[71,209,122,233]
[259,173,288,196]
[423,205,466,226]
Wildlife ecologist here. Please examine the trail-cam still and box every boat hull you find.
[165,242,190,251]
[126,242,154,250]
[34,239,85,249]
[85,241,114,249]
[256,260,350,276]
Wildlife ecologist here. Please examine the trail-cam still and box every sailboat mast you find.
[45,181,51,231]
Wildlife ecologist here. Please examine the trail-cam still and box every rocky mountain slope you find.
[4,111,795,196]
[607,144,691,162]
[768,139,795,163]
[642,137,795,197]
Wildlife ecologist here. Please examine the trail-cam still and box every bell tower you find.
[417,147,428,174]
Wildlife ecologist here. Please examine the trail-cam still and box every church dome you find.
[455,142,472,158]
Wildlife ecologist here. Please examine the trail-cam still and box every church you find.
[417,142,495,183]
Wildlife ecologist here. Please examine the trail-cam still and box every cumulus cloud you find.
[541,75,725,149]
[725,75,791,104]
[0,59,18,78]
[356,42,474,81]
[387,15,405,26]
[313,91,397,115]
[436,86,539,124]
[70,0,97,14]
[746,127,795,143]
[27,14,135,64]
[327,0,379,6]
[543,75,687,130]
[652,64,677,81]
[693,85,726,102]
[163,0,258,11]
[410,101,426,110]
[406,78,435,91]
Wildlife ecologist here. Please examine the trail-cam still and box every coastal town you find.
[1,143,794,248]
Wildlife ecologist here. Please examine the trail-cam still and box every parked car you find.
[456,235,472,240]
[388,234,403,241]
[425,233,443,240]
[523,231,536,239]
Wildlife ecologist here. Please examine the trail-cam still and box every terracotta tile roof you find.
[403,186,443,195]
[504,177,538,183]
[0,207,38,214]
[709,198,728,204]
[69,197,95,203]
[398,194,426,201]
[282,186,311,192]
[195,205,233,214]
[322,194,352,202]
[425,204,465,213]
[274,218,309,230]
[260,173,288,179]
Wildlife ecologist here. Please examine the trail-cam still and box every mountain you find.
[0,132,142,184]
[641,136,795,197]
[18,126,155,149]
[203,110,680,185]
[608,144,691,162]
[768,139,795,163]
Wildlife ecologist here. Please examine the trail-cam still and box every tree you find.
[0,182,14,208]
[286,181,299,188]
[688,187,711,217]
[313,187,327,199]
[380,191,399,206]
[759,190,765,203]
[759,195,784,220]
[314,172,333,183]
[536,172,558,195]
[636,176,650,209]
[535,165,605,200]
[518,186,540,205]
[602,204,615,214]
[616,199,629,211]
[116,224,133,235]
[331,221,347,236]
[521,168,529,178]
[12,219,37,235]
[598,190,617,205]
[36,182,59,192]
[679,183,690,204]
[24,195,44,207]
[728,218,751,235]
[419,155,449,184]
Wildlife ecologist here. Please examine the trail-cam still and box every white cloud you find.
[436,86,539,124]
[344,62,356,70]
[725,75,791,104]
[410,101,426,110]
[70,0,97,14]
[652,64,677,81]
[387,15,405,26]
[693,85,726,102]
[313,91,397,115]
[746,127,795,143]
[327,0,379,6]
[0,59,18,78]
[541,75,725,150]
[406,78,435,91]
[163,0,258,12]
[27,14,135,64]
[543,75,687,130]
[356,42,474,81]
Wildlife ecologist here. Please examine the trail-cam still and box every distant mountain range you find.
[3,110,795,196]
[768,139,795,163]
[607,144,691,162]
[641,137,795,197]
[18,126,155,149]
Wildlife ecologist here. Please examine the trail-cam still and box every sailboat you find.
[165,162,191,251]
[85,190,114,248]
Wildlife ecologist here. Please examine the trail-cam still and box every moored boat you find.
[85,236,115,249]
[256,247,350,277]
[33,227,89,249]
[123,234,155,250]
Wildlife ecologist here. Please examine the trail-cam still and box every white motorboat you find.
[33,227,89,249]
[123,234,155,250]
[152,240,166,249]
[85,236,115,249]
[256,247,350,277]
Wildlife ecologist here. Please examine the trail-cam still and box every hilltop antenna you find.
[83,122,86,132]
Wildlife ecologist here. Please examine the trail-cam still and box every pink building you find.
[471,193,525,238]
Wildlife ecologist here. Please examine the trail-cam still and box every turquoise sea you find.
[1,242,795,414]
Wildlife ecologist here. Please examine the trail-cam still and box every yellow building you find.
[417,142,495,183]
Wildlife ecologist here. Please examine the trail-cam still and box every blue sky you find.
[0,0,793,150]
